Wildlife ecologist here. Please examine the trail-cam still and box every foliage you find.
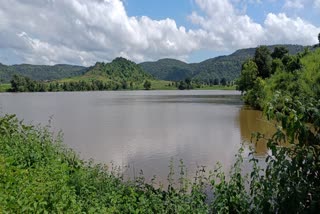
[254,46,272,79]
[177,78,193,90]
[253,94,320,213]
[271,46,289,59]
[236,45,312,109]
[143,80,151,90]
[236,59,258,93]
[243,77,266,109]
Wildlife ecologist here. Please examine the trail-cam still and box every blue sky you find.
[0,0,319,65]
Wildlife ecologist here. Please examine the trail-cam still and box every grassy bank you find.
[0,84,10,92]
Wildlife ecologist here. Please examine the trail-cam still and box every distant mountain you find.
[140,44,307,83]
[138,58,194,81]
[70,57,153,84]
[0,44,309,84]
[0,63,87,83]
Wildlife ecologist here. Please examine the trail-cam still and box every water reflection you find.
[238,107,276,156]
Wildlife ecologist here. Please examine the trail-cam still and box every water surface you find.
[0,90,271,182]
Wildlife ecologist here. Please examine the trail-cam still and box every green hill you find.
[0,63,87,83]
[139,58,194,81]
[140,44,307,83]
[56,57,168,91]
[81,57,153,83]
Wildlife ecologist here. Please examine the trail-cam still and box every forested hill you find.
[82,57,153,83]
[0,63,87,83]
[140,44,307,83]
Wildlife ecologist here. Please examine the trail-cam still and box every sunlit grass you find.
[0,84,10,92]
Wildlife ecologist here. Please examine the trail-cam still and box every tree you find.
[121,80,128,90]
[10,74,27,92]
[318,32,320,46]
[143,80,151,90]
[178,81,186,90]
[213,78,219,85]
[243,77,266,109]
[184,78,193,89]
[271,58,285,74]
[282,55,302,72]
[271,46,288,59]
[254,46,272,79]
[220,78,227,86]
[236,60,258,93]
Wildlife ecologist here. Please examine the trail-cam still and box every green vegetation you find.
[143,80,152,90]
[233,39,320,212]
[237,45,319,109]
[0,63,87,83]
[0,84,10,92]
[140,45,307,83]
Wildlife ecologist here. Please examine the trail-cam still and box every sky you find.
[0,0,319,66]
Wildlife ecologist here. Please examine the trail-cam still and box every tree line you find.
[9,74,153,92]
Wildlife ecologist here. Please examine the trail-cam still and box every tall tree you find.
[236,59,258,93]
[254,46,272,79]
[220,78,227,86]
[271,46,289,59]
[318,33,320,46]
[143,80,151,90]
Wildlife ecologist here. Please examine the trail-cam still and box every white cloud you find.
[189,0,265,50]
[314,0,320,8]
[0,0,200,65]
[0,0,319,65]
[264,13,320,44]
[284,0,304,9]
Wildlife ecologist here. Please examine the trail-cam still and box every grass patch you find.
[0,84,10,92]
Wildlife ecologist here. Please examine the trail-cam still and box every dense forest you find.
[140,44,307,84]
[0,63,87,83]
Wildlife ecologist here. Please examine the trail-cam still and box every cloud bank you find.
[0,0,319,65]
